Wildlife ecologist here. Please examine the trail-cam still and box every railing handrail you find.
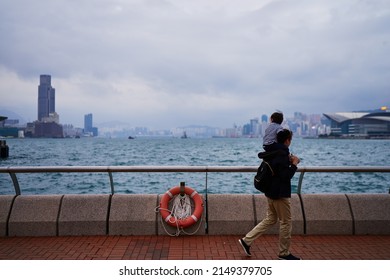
[1,165,390,173]
[1,165,390,195]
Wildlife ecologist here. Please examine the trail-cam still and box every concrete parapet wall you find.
[207,194,254,235]
[302,194,353,235]
[347,194,390,235]
[8,195,62,236]
[109,194,158,235]
[58,194,110,236]
[0,193,389,237]
[0,195,15,236]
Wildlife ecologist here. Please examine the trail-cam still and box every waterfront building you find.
[250,118,260,136]
[0,116,18,138]
[242,123,251,136]
[33,75,63,138]
[242,118,261,137]
[84,114,93,132]
[323,107,390,138]
[84,113,98,136]
[0,116,23,138]
[41,112,60,124]
[63,124,83,138]
[34,121,63,138]
[38,75,55,121]
[24,123,35,138]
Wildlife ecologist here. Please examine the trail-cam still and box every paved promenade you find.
[1,235,389,260]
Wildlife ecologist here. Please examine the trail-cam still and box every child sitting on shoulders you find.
[263,111,284,152]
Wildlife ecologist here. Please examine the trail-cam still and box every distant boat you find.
[181,131,188,139]
[128,136,135,139]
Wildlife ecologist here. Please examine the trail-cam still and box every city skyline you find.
[0,72,341,131]
[0,100,386,129]
[1,1,389,129]
[1,74,387,133]
[1,103,388,139]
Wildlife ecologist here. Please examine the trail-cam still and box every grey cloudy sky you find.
[1,0,389,128]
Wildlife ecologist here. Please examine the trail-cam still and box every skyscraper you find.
[34,74,63,137]
[38,75,55,121]
[84,113,98,137]
[84,113,93,132]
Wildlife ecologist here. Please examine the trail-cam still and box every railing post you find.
[180,181,185,196]
[8,172,21,195]
[205,170,209,234]
[297,171,305,195]
[108,171,115,195]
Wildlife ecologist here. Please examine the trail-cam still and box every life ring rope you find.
[156,185,204,236]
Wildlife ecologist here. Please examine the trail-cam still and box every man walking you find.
[239,129,301,260]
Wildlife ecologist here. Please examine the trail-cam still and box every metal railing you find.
[1,165,390,195]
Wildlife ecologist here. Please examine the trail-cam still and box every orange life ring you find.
[160,186,203,228]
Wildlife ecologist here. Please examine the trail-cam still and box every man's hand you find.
[290,154,300,166]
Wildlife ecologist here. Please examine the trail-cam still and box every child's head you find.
[270,112,283,124]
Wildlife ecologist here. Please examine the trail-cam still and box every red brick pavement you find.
[1,235,389,260]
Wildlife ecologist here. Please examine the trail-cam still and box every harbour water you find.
[1,137,389,195]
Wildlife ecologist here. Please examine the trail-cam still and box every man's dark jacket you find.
[258,145,297,199]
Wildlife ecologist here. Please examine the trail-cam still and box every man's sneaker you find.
[238,239,251,257]
[278,253,301,260]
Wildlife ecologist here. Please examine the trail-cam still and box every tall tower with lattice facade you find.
[37,74,55,121]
